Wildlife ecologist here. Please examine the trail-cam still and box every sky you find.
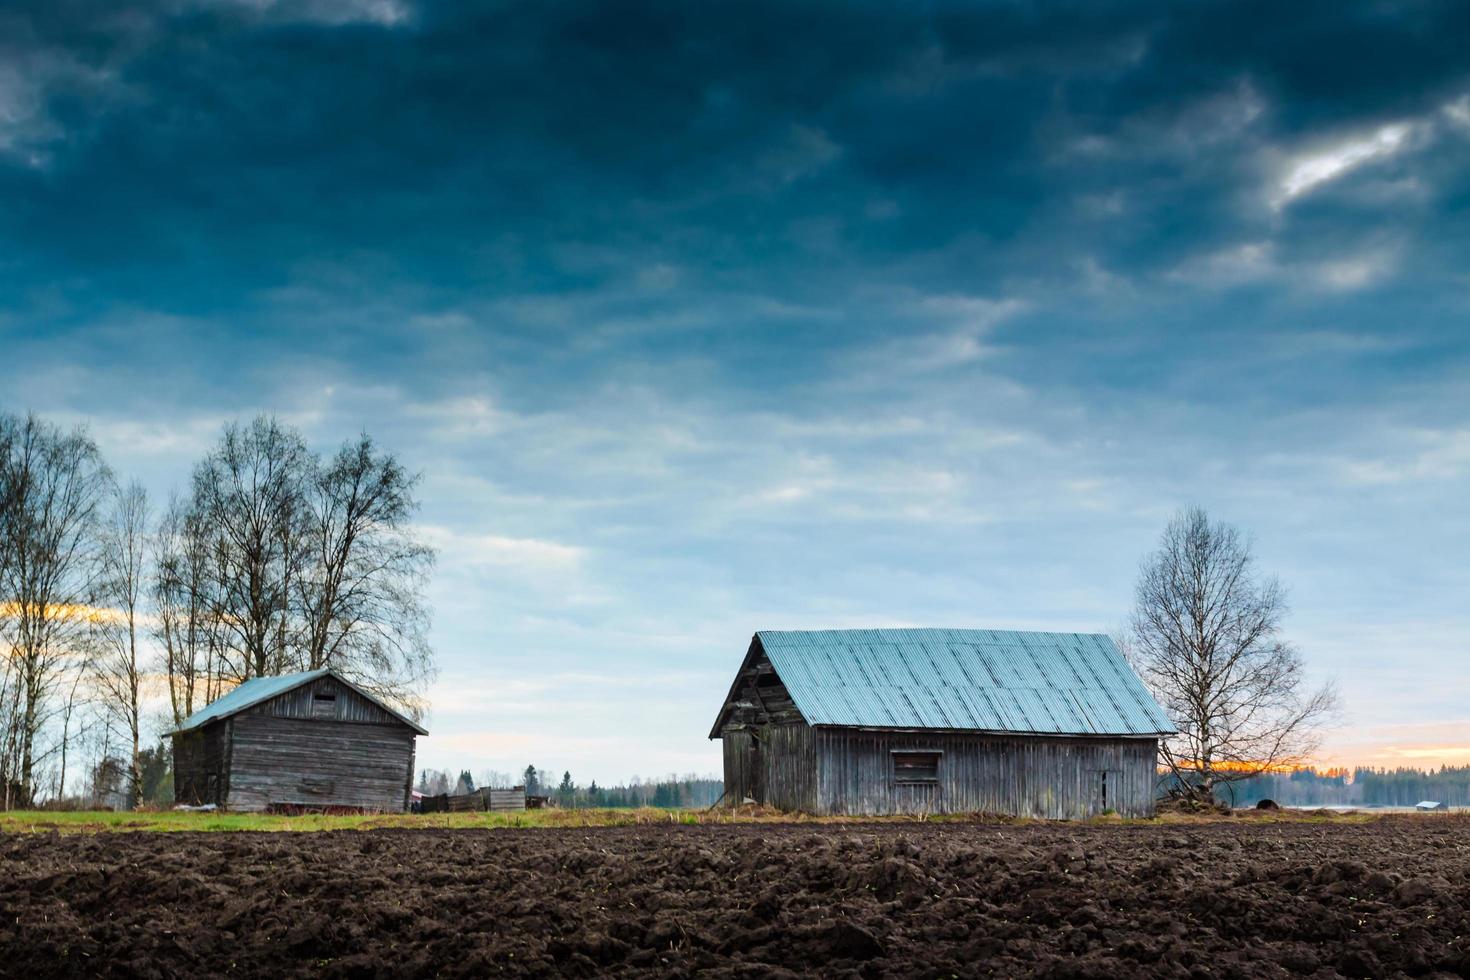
[2,0,1469,783]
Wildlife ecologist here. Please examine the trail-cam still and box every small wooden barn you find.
[709,628,1174,818]
[171,668,426,813]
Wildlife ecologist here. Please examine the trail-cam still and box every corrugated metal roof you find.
[753,628,1174,737]
[172,669,333,733]
[171,669,330,731]
[170,668,428,735]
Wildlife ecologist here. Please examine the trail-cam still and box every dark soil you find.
[4,816,1470,977]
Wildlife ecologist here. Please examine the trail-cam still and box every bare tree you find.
[191,416,311,680]
[182,416,436,712]
[1130,507,1338,802]
[299,434,435,710]
[0,418,14,578]
[0,413,113,807]
[54,665,92,804]
[0,419,18,805]
[92,481,151,807]
[153,495,220,727]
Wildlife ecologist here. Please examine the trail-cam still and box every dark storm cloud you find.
[4,0,1461,303]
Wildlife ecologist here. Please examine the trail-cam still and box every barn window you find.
[892,751,940,784]
[311,692,337,718]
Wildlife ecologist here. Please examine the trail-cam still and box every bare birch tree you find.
[1130,507,1338,802]
[299,434,434,708]
[0,414,112,806]
[0,419,18,805]
[92,481,151,807]
[182,416,435,713]
[54,665,91,804]
[191,416,311,681]
[154,494,223,727]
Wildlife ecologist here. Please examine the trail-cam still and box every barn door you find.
[748,732,764,804]
[1093,769,1120,815]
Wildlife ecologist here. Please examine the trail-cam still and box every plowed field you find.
[3,816,1468,977]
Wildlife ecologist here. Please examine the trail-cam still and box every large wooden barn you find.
[709,628,1174,818]
[171,668,426,812]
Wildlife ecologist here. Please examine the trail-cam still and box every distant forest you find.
[1227,767,1470,807]
[416,764,1470,811]
[417,766,724,809]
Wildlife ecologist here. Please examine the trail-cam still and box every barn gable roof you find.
[171,668,428,735]
[710,628,1173,738]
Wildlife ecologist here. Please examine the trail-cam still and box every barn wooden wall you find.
[173,675,420,812]
[171,722,231,806]
[722,729,752,802]
[812,729,1159,818]
[721,724,818,811]
[244,676,403,726]
[226,715,415,812]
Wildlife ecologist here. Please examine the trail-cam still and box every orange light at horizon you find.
[0,600,131,625]
[1166,759,1303,774]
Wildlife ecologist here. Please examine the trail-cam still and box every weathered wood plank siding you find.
[484,788,527,811]
[225,715,415,812]
[719,724,817,810]
[763,724,817,811]
[718,648,820,809]
[244,676,402,726]
[171,730,205,805]
[431,788,529,813]
[722,729,752,802]
[171,721,231,806]
[813,729,1159,818]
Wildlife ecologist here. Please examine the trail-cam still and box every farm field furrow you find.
[2,816,1468,978]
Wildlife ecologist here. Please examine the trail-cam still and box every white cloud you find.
[1336,428,1470,485]
[80,416,232,459]
[204,0,413,26]
[755,485,810,504]
[417,525,586,570]
[1264,330,1413,359]
[1273,121,1414,208]
[853,294,1026,373]
[0,54,123,168]
[403,394,506,440]
[1442,94,1470,131]
[1311,253,1392,291]
[0,64,58,166]
[1074,255,1134,297]
[1168,240,1277,287]
[1168,239,1399,292]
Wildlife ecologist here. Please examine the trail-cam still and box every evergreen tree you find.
[137,742,174,805]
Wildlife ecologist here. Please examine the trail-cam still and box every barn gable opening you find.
[311,691,337,719]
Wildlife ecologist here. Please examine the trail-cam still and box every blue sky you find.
[3,0,1469,781]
